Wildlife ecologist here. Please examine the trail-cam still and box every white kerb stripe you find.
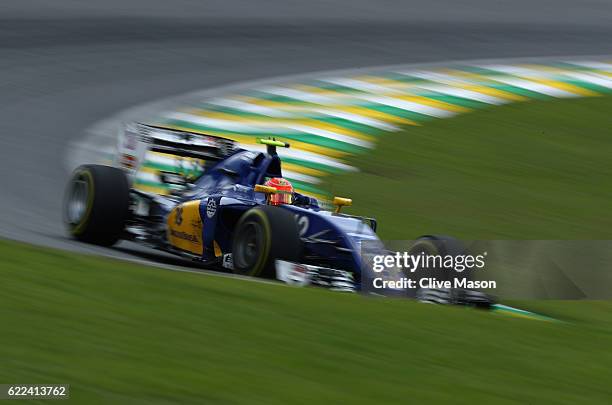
[286,124,373,148]
[281,170,321,184]
[168,113,371,148]
[479,65,551,78]
[321,77,401,94]
[395,70,471,84]
[206,98,292,117]
[312,108,398,131]
[167,112,279,133]
[565,61,612,71]
[414,84,506,105]
[564,72,612,89]
[490,77,578,97]
[358,95,456,118]
[257,86,337,104]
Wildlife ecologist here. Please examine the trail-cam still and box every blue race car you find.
[64,123,513,313]
[64,124,381,290]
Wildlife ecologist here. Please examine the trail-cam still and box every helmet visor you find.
[270,192,292,205]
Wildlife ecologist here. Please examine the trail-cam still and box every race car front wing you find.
[275,260,356,292]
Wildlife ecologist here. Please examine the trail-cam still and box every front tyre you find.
[406,235,467,298]
[64,164,130,246]
[232,206,301,277]
[408,235,467,278]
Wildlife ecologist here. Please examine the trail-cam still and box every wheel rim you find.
[235,220,263,270]
[67,177,89,225]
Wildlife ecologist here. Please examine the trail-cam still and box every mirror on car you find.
[254,184,277,194]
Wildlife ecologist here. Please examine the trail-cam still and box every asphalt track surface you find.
[2,0,612,265]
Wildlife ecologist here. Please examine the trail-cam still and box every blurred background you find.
[2,0,612,254]
[2,1,612,402]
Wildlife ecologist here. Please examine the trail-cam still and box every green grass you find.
[2,239,612,404]
[325,96,612,239]
[4,97,612,403]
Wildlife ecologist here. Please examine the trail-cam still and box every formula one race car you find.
[64,124,383,290]
[63,124,499,309]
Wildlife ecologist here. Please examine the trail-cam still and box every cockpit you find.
[191,149,283,196]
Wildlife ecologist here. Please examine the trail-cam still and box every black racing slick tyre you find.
[409,236,466,259]
[64,164,130,246]
[232,205,302,277]
[406,236,467,297]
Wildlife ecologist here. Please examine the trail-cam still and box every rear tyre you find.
[232,205,301,277]
[64,164,130,246]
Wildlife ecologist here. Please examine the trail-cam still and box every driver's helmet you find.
[264,177,294,205]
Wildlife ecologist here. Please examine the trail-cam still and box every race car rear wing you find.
[116,123,237,174]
